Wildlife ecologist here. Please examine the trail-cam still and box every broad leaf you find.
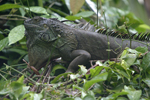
[51,64,66,74]
[24,6,48,15]
[84,72,108,91]
[124,86,142,100]
[85,0,101,17]
[90,66,103,78]
[62,98,74,100]
[79,65,88,75]
[137,24,150,30]
[75,11,94,17]
[51,72,71,83]
[140,52,150,72]
[121,54,137,68]
[70,0,85,15]
[116,97,128,100]
[101,91,128,100]
[135,46,148,53]
[121,47,139,68]
[8,25,25,45]
[0,37,8,51]
[17,76,24,83]
[65,16,81,20]
[0,4,21,11]
[83,95,95,100]
[142,78,150,88]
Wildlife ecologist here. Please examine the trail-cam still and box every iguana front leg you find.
[66,50,91,73]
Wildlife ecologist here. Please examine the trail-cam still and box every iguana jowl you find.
[24,16,150,73]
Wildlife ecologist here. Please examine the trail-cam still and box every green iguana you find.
[24,16,150,73]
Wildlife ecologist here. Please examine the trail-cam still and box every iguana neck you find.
[48,19,78,50]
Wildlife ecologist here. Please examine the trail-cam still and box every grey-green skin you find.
[24,16,150,73]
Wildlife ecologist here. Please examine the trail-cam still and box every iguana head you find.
[24,16,49,34]
[24,16,60,46]
[24,16,60,70]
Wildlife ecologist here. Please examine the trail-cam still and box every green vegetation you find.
[0,0,150,100]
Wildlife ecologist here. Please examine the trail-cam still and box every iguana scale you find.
[24,16,150,73]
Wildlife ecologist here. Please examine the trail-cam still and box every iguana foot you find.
[66,50,91,73]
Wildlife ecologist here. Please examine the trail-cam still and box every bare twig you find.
[23,59,40,75]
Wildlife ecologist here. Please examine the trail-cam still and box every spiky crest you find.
[61,20,150,41]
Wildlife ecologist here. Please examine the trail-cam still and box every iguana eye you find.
[35,19,40,22]
[43,24,48,28]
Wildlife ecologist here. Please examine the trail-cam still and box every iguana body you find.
[24,16,150,72]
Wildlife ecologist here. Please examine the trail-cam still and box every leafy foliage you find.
[1,47,150,99]
[0,0,150,100]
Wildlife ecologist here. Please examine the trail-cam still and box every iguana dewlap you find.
[24,16,150,73]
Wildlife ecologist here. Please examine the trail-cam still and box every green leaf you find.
[136,24,150,32]
[8,25,25,45]
[51,72,71,83]
[5,64,10,70]
[142,78,150,88]
[73,85,84,91]
[10,82,23,91]
[135,46,148,53]
[32,93,43,100]
[90,66,103,78]
[101,94,115,100]
[101,91,128,100]
[19,86,30,99]
[84,72,108,91]
[17,76,24,83]
[83,95,95,100]
[9,81,24,99]
[64,0,71,11]
[121,48,139,68]
[116,97,128,100]
[74,97,82,100]
[125,12,143,29]
[24,6,48,15]
[121,49,128,58]
[127,47,139,54]
[85,0,101,17]
[49,8,68,17]
[0,89,10,95]
[116,68,130,80]
[121,54,137,68]
[51,64,66,74]
[75,11,94,17]
[0,37,8,51]
[124,86,142,100]
[25,92,42,100]
[65,16,81,20]
[8,48,27,55]
[112,92,128,99]
[19,7,26,16]
[140,52,150,71]
[62,98,74,100]
[70,74,80,80]
[79,65,88,75]
[0,4,21,11]
[0,81,11,95]
[81,91,87,98]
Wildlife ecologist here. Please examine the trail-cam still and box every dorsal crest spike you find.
[51,19,150,41]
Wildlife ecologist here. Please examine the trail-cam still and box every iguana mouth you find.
[24,23,40,28]
[24,18,41,29]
